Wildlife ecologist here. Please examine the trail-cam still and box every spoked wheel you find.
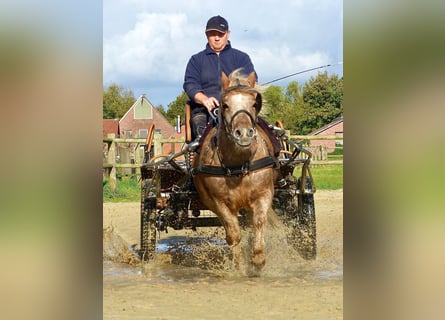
[273,175,317,260]
[140,177,158,261]
[294,176,316,260]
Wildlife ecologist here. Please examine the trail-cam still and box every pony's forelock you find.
[228,68,268,94]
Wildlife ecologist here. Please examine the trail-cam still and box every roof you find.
[172,125,186,139]
[120,94,155,121]
[118,94,177,139]
[308,115,343,136]
[103,119,119,137]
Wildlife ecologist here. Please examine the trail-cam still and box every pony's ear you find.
[221,72,230,91]
[247,72,256,88]
[254,93,262,114]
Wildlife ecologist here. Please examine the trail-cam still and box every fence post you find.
[135,143,143,166]
[153,132,162,156]
[107,134,117,191]
[321,146,328,160]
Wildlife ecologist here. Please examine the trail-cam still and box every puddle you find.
[103,230,343,284]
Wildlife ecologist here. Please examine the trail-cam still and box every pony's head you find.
[220,69,264,147]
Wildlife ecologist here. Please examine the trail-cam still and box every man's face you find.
[206,30,230,53]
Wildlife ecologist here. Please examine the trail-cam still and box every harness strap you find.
[193,156,279,176]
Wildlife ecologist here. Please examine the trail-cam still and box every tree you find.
[300,72,343,134]
[283,81,305,133]
[164,91,189,126]
[103,83,136,119]
[261,82,305,133]
[261,85,287,123]
[155,104,167,118]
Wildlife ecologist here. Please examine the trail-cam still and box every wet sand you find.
[103,189,343,319]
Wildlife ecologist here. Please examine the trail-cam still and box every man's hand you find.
[194,92,220,112]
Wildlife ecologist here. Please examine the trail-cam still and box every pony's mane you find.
[228,68,269,94]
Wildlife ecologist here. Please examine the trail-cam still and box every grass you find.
[103,164,343,202]
[309,164,343,190]
[327,143,344,161]
[103,176,140,202]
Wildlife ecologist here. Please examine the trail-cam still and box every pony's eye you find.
[222,103,229,109]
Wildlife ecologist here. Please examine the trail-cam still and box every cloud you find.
[246,45,329,83]
[104,12,200,84]
[103,0,343,106]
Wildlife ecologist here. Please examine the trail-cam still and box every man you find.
[183,15,257,140]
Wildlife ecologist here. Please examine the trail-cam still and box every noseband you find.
[223,108,257,136]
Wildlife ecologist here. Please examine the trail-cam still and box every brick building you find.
[118,94,176,139]
[308,116,343,153]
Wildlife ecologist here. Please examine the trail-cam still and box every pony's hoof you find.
[252,255,265,271]
[247,260,265,277]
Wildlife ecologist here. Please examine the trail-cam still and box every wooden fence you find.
[103,133,342,190]
[103,133,185,190]
[289,134,343,165]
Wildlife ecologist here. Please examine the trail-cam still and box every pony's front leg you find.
[220,212,245,271]
[230,238,245,271]
[251,208,268,270]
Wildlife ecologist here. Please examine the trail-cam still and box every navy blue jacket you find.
[183,41,256,104]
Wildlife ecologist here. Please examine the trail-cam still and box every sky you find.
[103,0,343,108]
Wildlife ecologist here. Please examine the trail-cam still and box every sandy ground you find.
[103,189,343,319]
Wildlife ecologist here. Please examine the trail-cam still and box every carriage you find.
[139,70,317,267]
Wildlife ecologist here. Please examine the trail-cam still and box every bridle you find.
[193,83,278,176]
[219,84,261,141]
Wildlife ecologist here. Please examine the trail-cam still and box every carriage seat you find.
[185,102,193,143]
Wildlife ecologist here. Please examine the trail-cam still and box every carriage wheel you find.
[140,178,157,261]
[294,176,317,260]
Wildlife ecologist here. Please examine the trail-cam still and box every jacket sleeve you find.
[241,53,257,82]
[183,55,202,101]
[231,50,258,82]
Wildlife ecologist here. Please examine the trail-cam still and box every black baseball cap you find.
[205,15,229,33]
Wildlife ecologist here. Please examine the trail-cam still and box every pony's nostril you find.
[234,129,241,138]
[248,128,255,137]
